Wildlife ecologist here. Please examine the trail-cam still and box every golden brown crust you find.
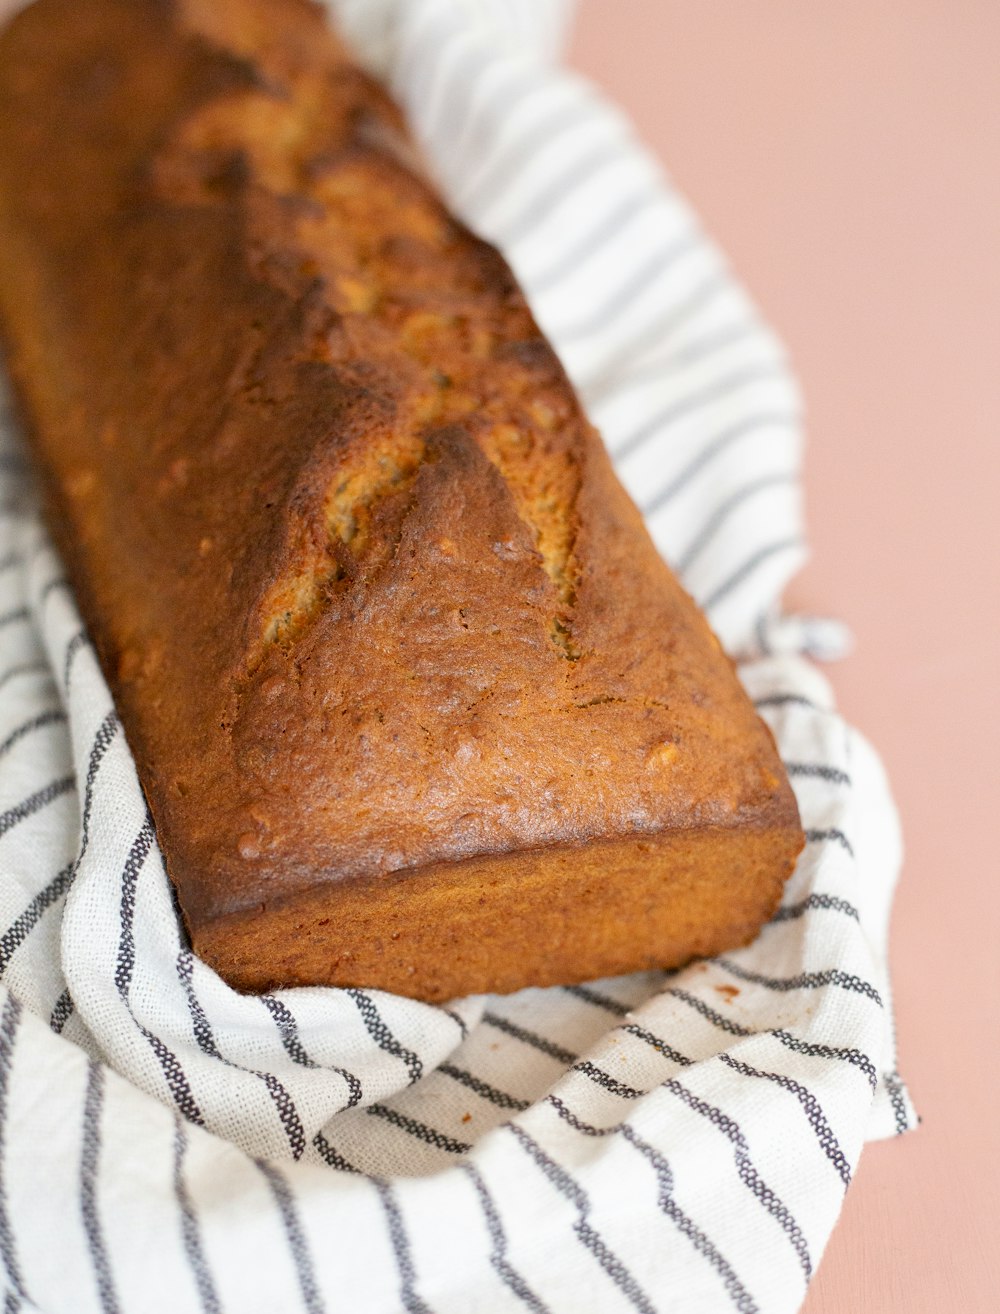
[0,0,803,999]
[196,822,803,1002]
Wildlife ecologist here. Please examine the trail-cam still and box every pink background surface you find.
[570,3,999,1311]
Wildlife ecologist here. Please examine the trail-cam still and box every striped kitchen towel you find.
[0,1,915,1312]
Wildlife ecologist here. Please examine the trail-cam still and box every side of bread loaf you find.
[0,0,802,1001]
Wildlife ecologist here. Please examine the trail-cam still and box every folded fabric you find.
[0,1,916,1311]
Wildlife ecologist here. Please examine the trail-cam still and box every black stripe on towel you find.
[665,1079,811,1279]
[718,1053,851,1188]
[113,820,156,996]
[256,1160,325,1314]
[116,823,204,1127]
[75,711,120,867]
[883,1071,910,1135]
[345,990,422,1085]
[666,988,752,1038]
[676,474,796,575]
[640,413,797,519]
[771,1032,878,1093]
[804,828,855,858]
[438,1063,529,1112]
[311,1133,356,1174]
[373,1179,431,1314]
[702,538,804,613]
[81,1062,122,1314]
[545,1096,615,1138]
[552,235,699,345]
[0,708,66,761]
[0,997,28,1306]
[172,1115,221,1314]
[0,776,74,842]
[503,141,627,247]
[528,187,662,296]
[177,951,306,1159]
[785,763,852,787]
[63,630,90,691]
[0,662,50,696]
[435,1005,469,1040]
[49,989,74,1035]
[563,984,629,1016]
[753,692,822,712]
[0,862,74,977]
[613,366,785,462]
[482,1013,577,1066]
[547,1097,757,1314]
[366,1104,471,1156]
[622,1124,758,1314]
[261,996,363,1109]
[463,99,600,222]
[509,1123,656,1314]
[571,1062,643,1101]
[632,321,755,376]
[38,576,69,605]
[665,988,878,1091]
[461,1160,551,1314]
[393,1,453,111]
[770,893,860,924]
[715,959,882,1008]
[620,1023,693,1070]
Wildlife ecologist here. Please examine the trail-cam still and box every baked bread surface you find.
[0,0,803,1000]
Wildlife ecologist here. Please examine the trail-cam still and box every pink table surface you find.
[571,3,999,1311]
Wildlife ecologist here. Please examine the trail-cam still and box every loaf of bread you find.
[0,0,803,1001]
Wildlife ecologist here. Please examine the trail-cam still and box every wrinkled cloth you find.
[0,1,915,1311]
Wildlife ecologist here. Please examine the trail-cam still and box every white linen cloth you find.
[0,1,916,1311]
